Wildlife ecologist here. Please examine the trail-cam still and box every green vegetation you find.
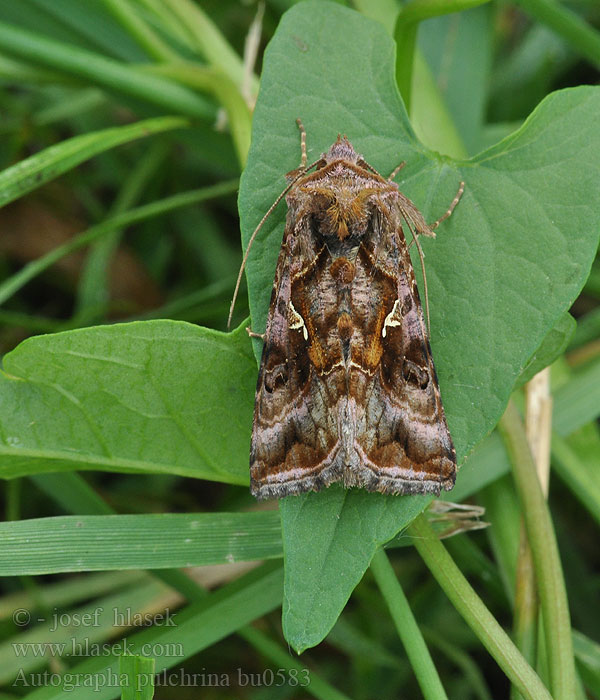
[0,1,599,698]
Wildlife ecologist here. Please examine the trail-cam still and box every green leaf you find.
[280,487,429,652]
[444,431,510,503]
[0,512,281,575]
[517,311,576,387]
[238,1,600,650]
[0,115,189,208]
[0,320,255,484]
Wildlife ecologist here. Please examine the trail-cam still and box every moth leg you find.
[296,117,307,168]
[246,326,265,341]
[429,181,465,231]
[387,161,406,181]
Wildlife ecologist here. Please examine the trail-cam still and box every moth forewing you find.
[249,127,461,500]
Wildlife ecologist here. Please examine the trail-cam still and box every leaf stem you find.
[510,528,538,700]
[408,514,552,700]
[498,400,576,699]
[371,548,449,700]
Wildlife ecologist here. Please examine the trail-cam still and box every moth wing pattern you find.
[250,227,340,498]
[347,209,456,494]
[249,130,458,499]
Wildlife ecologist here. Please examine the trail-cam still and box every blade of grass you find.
[0,115,189,209]
[326,617,399,668]
[119,655,155,700]
[0,53,64,84]
[498,400,576,700]
[0,570,147,619]
[408,514,552,700]
[551,432,600,527]
[160,0,258,94]
[394,0,490,110]
[19,562,284,700]
[101,0,181,62]
[553,355,600,436]
[145,63,251,167]
[511,369,553,699]
[573,630,600,698]
[30,472,114,515]
[129,277,236,322]
[76,140,170,319]
[33,89,108,128]
[0,310,64,333]
[135,0,194,48]
[0,512,282,575]
[371,548,449,700]
[421,626,493,700]
[569,307,600,351]
[0,20,215,119]
[28,473,340,700]
[514,0,600,68]
[511,529,538,700]
[0,578,170,684]
[410,50,468,158]
[0,180,238,306]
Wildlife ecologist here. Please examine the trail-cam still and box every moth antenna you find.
[296,117,307,168]
[362,161,384,178]
[227,186,290,331]
[406,221,431,333]
[430,181,464,230]
[227,157,321,330]
[404,180,464,330]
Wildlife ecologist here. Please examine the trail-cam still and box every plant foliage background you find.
[0,1,599,699]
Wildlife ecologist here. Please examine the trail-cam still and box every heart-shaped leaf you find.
[0,320,255,484]
[238,1,600,650]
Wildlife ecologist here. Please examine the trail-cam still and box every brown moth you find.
[246,122,462,500]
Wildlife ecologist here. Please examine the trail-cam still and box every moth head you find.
[323,134,360,164]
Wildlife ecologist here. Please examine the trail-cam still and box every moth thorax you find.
[322,190,369,240]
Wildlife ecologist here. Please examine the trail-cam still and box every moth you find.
[237,121,463,500]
